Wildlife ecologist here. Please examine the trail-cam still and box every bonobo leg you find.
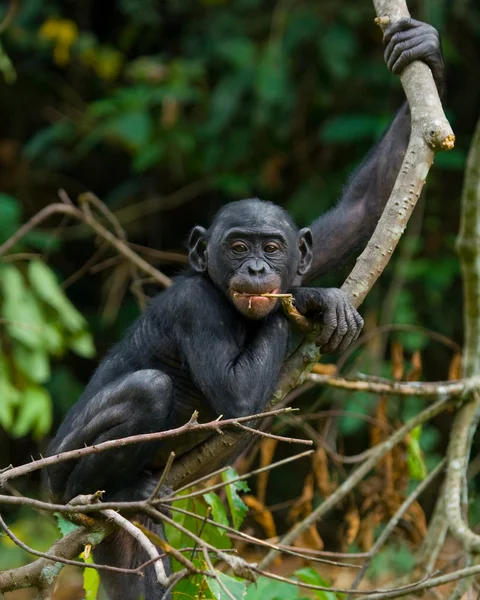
[46,370,174,599]
[93,476,172,600]
[46,369,173,502]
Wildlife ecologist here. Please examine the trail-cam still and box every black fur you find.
[45,19,444,600]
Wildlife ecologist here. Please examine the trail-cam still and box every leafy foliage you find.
[0,196,94,438]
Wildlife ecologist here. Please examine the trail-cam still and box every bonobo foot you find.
[291,287,363,354]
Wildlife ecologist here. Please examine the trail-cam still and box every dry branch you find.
[444,117,480,553]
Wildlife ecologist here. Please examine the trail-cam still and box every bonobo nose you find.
[246,259,267,276]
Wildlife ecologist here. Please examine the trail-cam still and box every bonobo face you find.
[188,199,313,320]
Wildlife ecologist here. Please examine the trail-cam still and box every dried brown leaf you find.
[312,447,334,497]
[344,504,360,546]
[257,438,278,504]
[243,495,277,539]
[448,352,462,380]
[406,350,422,382]
[391,340,404,381]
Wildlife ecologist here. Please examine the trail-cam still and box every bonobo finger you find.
[386,38,423,73]
[383,17,421,44]
[384,28,420,65]
[391,40,437,75]
[315,306,337,348]
[320,305,348,355]
[335,305,359,354]
[353,312,364,343]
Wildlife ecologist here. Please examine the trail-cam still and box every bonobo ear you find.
[297,227,313,276]
[188,226,208,273]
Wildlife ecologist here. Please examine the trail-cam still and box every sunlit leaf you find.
[222,468,249,530]
[204,492,229,533]
[207,571,247,600]
[11,385,52,439]
[245,575,298,600]
[0,352,21,431]
[70,330,96,359]
[0,265,47,349]
[12,342,51,383]
[294,568,336,600]
[28,260,87,333]
[83,554,100,600]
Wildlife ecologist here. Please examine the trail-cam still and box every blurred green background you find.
[0,0,479,583]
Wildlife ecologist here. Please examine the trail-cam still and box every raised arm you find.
[303,18,444,283]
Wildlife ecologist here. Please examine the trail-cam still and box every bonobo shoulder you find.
[148,273,226,323]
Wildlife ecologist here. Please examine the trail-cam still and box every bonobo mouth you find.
[230,287,280,319]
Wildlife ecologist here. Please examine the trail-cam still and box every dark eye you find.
[264,242,280,254]
[232,242,248,254]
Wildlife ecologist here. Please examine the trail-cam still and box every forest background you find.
[0,0,479,597]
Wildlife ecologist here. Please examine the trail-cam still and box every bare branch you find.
[444,117,480,554]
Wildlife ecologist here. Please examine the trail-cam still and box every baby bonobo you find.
[45,16,445,600]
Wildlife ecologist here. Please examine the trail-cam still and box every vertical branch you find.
[444,118,480,553]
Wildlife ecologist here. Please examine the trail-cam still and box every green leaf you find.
[11,385,52,439]
[27,260,87,333]
[204,492,229,533]
[70,330,96,359]
[105,110,153,149]
[166,492,231,571]
[12,342,50,383]
[294,568,337,600]
[222,468,249,530]
[0,264,47,349]
[83,554,100,600]
[406,425,427,481]
[0,352,21,431]
[245,575,298,600]
[55,513,80,537]
[0,194,21,243]
[0,39,17,84]
[207,571,247,600]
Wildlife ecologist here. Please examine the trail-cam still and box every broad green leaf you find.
[12,342,50,383]
[70,330,96,359]
[0,194,21,243]
[105,110,153,149]
[245,575,298,600]
[207,571,247,600]
[40,320,66,356]
[222,468,249,530]
[203,492,229,533]
[27,260,87,333]
[11,385,52,439]
[294,568,337,600]
[55,513,80,537]
[0,353,21,431]
[83,554,100,600]
[0,264,47,349]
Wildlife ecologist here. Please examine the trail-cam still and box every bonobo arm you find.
[177,282,290,418]
[303,19,444,283]
[291,287,364,353]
